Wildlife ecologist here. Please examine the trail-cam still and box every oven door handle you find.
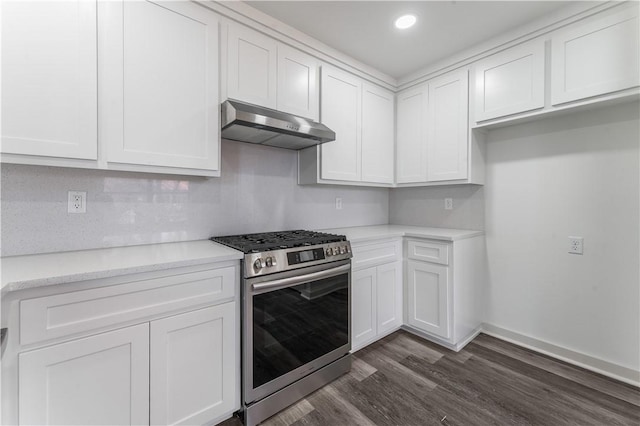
[251,263,350,293]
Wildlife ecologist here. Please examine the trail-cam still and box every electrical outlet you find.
[335,197,343,210]
[444,198,453,210]
[568,236,583,255]
[68,191,87,213]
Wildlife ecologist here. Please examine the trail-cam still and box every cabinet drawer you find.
[407,240,449,265]
[20,266,236,346]
[352,240,402,270]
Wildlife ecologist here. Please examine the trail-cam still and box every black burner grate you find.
[211,230,346,253]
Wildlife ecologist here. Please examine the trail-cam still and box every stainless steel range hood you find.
[221,100,335,150]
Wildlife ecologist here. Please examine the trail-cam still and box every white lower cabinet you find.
[376,262,404,336]
[18,303,237,426]
[8,263,239,426]
[406,261,450,339]
[352,267,377,347]
[150,304,236,426]
[351,239,403,352]
[19,324,150,426]
[404,237,485,351]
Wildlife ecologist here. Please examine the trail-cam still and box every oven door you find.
[243,259,351,404]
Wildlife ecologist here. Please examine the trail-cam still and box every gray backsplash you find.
[0,140,390,256]
[389,184,485,230]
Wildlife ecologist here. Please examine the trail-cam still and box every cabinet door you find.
[1,0,97,160]
[396,84,428,183]
[320,65,362,182]
[277,45,319,120]
[376,261,403,336]
[474,40,545,121]
[361,83,395,184]
[551,8,639,105]
[150,303,237,426]
[427,69,469,182]
[100,0,219,171]
[227,24,278,109]
[352,267,377,350]
[407,261,450,339]
[19,324,149,425]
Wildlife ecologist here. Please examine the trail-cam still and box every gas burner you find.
[211,230,346,254]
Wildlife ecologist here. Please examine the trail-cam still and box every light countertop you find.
[319,225,484,244]
[1,240,243,293]
[1,226,483,293]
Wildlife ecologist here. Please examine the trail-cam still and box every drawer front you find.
[20,266,237,346]
[352,239,402,270]
[407,240,449,265]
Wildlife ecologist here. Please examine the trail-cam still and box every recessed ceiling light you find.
[395,14,417,30]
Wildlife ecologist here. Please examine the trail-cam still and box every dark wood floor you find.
[220,331,640,426]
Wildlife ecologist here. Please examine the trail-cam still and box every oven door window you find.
[252,274,349,388]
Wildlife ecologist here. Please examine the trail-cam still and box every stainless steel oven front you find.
[242,259,351,418]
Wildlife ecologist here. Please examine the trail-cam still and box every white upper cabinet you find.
[100,0,220,173]
[427,69,469,182]
[319,65,362,182]
[277,45,319,120]
[474,40,545,122]
[1,0,97,160]
[551,7,639,105]
[298,65,395,186]
[227,24,278,109]
[361,83,395,184]
[396,84,428,183]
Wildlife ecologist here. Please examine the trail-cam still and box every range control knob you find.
[254,258,265,271]
[325,247,333,256]
[265,257,276,267]
[340,246,347,254]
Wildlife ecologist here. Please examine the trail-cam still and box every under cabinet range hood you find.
[220,99,335,150]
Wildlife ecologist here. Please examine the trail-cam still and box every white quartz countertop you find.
[319,225,484,244]
[1,240,243,293]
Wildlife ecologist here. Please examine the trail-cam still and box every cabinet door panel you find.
[407,261,450,339]
[427,70,469,182]
[361,83,394,184]
[376,261,403,335]
[101,0,219,170]
[551,8,639,105]
[150,303,237,426]
[396,85,428,183]
[19,324,149,426]
[475,40,545,121]
[277,45,318,120]
[227,24,278,109]
[352,267,377,350]
[1,0,97,159]
[320,65,362,182]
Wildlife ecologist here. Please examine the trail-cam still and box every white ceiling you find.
[245,1,582,79]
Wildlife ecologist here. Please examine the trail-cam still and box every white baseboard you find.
[481,323,640,388]
[401,325,482,352]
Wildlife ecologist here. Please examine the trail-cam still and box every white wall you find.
[484,102,639,375]
[389,184,484,230]
[0,140,389,256]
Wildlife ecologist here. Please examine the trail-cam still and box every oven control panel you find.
[244,241,352,278]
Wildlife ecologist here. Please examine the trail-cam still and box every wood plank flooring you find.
[219,331,640,426]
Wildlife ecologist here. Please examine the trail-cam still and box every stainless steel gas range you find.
[211,230,352,426]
